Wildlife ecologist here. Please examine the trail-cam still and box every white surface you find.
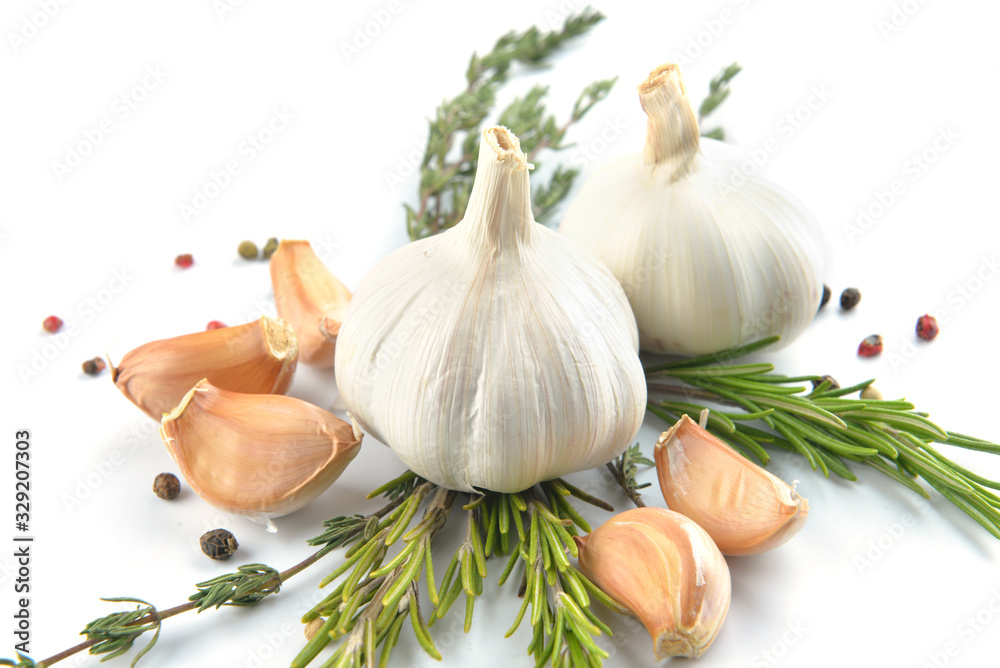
[3,1,1000,667]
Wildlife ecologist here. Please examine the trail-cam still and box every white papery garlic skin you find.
[560,63,824,355]
[335,126,646,493]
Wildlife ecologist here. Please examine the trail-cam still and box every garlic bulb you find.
[335,126,646,493]
[270,239,352,367]
[655,414,809,555]
[560,63,824,355]
[574,507,731,659]
[112,316,298,419]
[161,379,362,531]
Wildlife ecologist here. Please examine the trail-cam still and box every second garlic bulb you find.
[560,63,824,355]
[335,126,646,493]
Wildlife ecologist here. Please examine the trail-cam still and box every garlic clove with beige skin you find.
[160,379,363,531]
[270,239,352,368]
[111,316,298,420]
[574,507,731,660]
[655,414,809,556]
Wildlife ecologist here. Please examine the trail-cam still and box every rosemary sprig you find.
[504,481,623,667]
[606,443,653,507]
[645,336,1000,538]
[406,8,613,240]
[293,482,456,667]
[295,475,623,668]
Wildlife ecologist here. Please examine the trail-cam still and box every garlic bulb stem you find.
[460,127,535,253]
[639,64,700,178]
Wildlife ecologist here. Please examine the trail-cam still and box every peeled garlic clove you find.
[270,239,352,367]
[160,379,362,529]
[560,63,824,355]
[112,316,298,420]
[655,414,809,556]
[574,507,731,660]
[335,126,646,493]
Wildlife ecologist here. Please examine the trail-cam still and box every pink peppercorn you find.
[42,315,63,333]
[175,253,194,268]
[206,321,227,330]
[916,315,939,341]
[858,334,883,358]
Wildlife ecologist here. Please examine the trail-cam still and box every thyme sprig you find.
[407,50,741,241]
[645,336,1000,538]
[9,491,412,668]
[606,443,653,508]
[698,62,742,140]
[406,8,614,240]
[81,598,161,666]
[189,564,281,611]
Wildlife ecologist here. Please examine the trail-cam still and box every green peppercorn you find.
[200,528,239,560]
[153,472,180,500]
[262,237,279,260]
[238,240,259,260]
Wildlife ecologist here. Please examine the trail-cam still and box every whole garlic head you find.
[560,63,824,355]
[335,126,646,493]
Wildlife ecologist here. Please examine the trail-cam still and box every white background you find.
[3,0,1000,667]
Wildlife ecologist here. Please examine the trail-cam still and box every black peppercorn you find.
[82,357,107,375]
[819,284,831,310]
[200,529,239,560]
[153,472,180,499]
[811,375,840,391]
[840,287,861,310]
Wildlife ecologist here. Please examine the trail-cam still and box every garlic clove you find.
[270,240,352,367]
[655,414,809,556]
[574,507,731,660]
[111,316,298,420]
[160,379,362,529]
[335,126,647,493]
